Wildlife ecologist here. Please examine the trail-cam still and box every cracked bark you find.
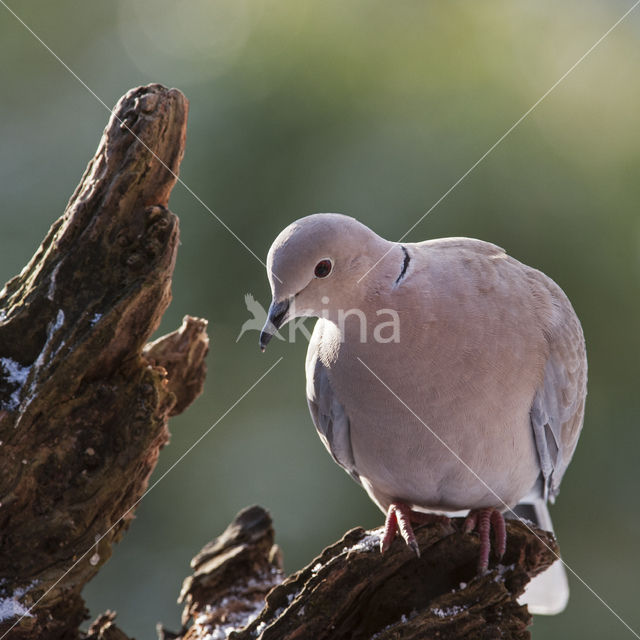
[165,506,557,640]
[0,84,208,640]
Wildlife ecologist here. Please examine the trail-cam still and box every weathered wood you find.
[172,507,557,640]
[176,506,285,640]
[87,612,131,640]
[143,315,209,417]
[0,84,207,640]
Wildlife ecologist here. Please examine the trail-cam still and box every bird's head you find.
[259,213,390,350]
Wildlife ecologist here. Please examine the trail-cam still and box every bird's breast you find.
[319,289,544,511]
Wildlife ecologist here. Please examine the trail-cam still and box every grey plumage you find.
[262,213,587,615]
[306,325,360,485]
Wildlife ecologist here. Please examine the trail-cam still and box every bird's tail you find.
[509,498,569,615]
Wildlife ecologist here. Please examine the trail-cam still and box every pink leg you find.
[380,503,450,557]
[380,505,399,554]
[464,507,507,572]
[381,502,419,556]
[491,509,507,558]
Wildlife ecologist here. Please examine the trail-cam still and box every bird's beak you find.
[259,298,290,351]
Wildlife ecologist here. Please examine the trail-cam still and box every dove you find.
[259,213,586,614]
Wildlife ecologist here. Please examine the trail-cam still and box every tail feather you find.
[509,499,569,615]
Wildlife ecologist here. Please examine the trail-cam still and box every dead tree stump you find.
[0,84,208,639]
[169,506,557,640]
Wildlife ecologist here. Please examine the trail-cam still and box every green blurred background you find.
[1,1,639,638]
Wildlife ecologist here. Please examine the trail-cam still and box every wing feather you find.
[305,323,360,484]
[529,272,587,501]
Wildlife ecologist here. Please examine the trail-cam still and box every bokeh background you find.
[1,1,639,638]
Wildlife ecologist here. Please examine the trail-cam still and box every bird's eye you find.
[314,259,333,278]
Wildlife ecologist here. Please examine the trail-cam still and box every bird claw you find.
[381,502,421,556]
[464,508,507,572]
[380,503,451,557]
[380,502,451,558]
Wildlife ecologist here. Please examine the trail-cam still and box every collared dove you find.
[260,213,587,615]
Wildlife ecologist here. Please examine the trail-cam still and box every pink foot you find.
[464,508,507,572]
[380,502,449,557]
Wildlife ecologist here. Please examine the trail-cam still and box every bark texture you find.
[168,506,557,640]
[0,84,208,640]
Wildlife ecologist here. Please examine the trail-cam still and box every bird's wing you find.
[529,272,587,502]
[305,323,361,485]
